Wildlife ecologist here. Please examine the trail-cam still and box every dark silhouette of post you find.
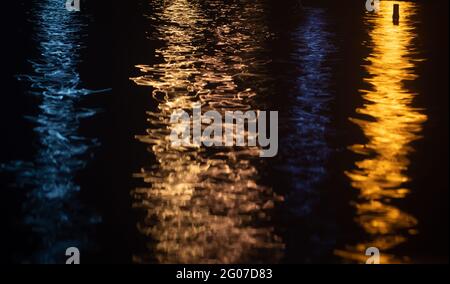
[393,4,400,25]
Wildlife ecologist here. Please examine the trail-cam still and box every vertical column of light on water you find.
[275,7,337,262]
[2,0,102,263]
[335,2,427,264]
[130,0,284,264]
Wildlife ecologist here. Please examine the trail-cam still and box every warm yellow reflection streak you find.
[335,2,427,264]
[130,0,283,264]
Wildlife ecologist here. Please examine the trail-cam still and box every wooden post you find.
[393,4,400,25]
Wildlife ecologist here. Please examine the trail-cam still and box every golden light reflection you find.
[335,1,427,264]
[130,0,284,264]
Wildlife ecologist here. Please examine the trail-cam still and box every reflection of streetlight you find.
[130,0,284,264]
[336,1,426,264]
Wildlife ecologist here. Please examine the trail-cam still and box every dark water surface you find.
[0,0,448,263]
